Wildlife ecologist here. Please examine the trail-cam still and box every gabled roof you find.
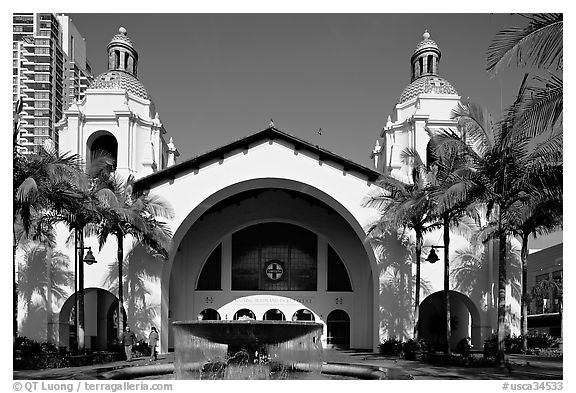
[134,127,381,192]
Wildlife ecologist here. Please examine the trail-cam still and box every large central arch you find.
[160,178,380,351]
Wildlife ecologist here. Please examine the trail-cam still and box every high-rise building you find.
[12,13,92,154]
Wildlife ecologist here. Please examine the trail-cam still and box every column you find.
[119,51,126,70]
[222,235,232,292]
[317,236,327,292]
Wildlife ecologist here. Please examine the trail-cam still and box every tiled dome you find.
[398,75,458,104]
[414,30,439,53]
[89,70,150,99]
[415,38,439,52]
[108,27,134,48]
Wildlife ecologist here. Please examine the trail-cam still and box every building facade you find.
[19,28,524,353]
[13,13,92,154]
[527,244,563,337]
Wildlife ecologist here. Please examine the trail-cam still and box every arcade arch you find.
[419,290,481,349]
[59,288,122,351]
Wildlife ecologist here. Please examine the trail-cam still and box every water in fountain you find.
[173,320,323,380]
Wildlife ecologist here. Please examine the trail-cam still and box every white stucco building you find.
[19,28,522,354]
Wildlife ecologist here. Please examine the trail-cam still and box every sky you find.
[68,12,531,170]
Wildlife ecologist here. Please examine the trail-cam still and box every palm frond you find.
[487,13,563,74]
[516,73,563,139]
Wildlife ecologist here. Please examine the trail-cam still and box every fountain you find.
[172,320,323,379]
[99,320,402,380]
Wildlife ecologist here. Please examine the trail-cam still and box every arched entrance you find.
[327,310,350,348]
[163,178,379,351]
[198,308,221,320]
[233,309,256,320]
[419,290,481,350]
[263,309,286,320]
[59,288,120,350]
[292,309,315,321]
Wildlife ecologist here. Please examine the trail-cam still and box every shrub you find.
[132,339,151,357]
[483,333,561,356]
[403,339,427,353]
[526,333,560,350]
[379,338,404,356]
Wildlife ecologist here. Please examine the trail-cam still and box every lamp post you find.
[74,234,97,353]
[425,245,451,355]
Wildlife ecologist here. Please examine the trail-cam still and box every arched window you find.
[232,223,317,291]
[263,309,285,321]
[419,57,424,76]
[327,310,350,348]
[233,308,256,320]
[427,55,433,73]
[89,133,118,173]
[197,244,222,290]
[327,246,352,291]
[198,308,221,321]
[292,309,315,321]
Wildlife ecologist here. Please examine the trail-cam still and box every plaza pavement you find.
[13,349,562,380]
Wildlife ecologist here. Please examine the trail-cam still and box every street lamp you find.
[74,245,97,353]
[424,245,444,263]
[82,247,97,265]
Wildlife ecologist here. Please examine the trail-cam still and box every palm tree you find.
[94,174,173,339]
[17,244,74,338]
[40,153,116,352]
[507,169,562,351]
[14,145,85,344]
[363,149,440,340]
[426,146,477,355]
[431,93,561,364]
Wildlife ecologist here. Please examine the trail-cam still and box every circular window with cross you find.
[265,260,284,281]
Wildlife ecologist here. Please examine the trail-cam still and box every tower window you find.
[427,55,433,73]
[115,50,120,69]
[419,57,423,75]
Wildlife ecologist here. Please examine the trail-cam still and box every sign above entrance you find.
[265,260,284,281]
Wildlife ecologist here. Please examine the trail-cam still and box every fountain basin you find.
[172,320,324,379]
[173,320,322,346]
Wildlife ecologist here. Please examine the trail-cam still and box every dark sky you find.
[69,13,530,168]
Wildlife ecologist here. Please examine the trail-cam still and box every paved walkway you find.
[13,349,562,380]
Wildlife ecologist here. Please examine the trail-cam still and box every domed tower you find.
[57,27,179,180]
[107,27,138,76]
[371,30,460,179]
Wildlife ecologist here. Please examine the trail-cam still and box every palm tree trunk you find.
[77,229,86,352]
[414,231,422,341]
[117,233,125,340]
[129,274,136,329]
[443,213,451,355]
[496,229,507,366]
[520,232,529,352]
[13,223,18,349]
[46,246,53,344]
